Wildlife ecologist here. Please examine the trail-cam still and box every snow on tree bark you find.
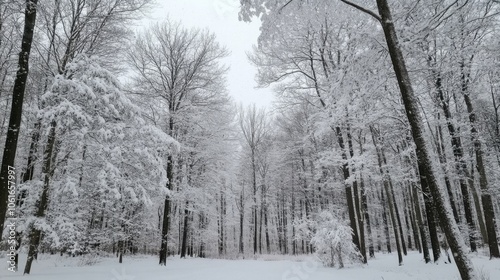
[373,0,477,278]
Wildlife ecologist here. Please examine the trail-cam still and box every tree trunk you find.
[24,120,56,275]
[259,196,263,254]
[264,210,270,253]
[468,166,488,244]
[362,176,375,258]
[118,240,123,263]
[416,153,442,263]
[22,120,41,183]
[386,182,403,265]
[380,186,392,253]
[0,0,38,239]
[159,154,173,265]
[199,212,206,258]
[180,202,189,258]
[435,121,460,224]
[347,125,367,263]
[462,90,500,258]
[375,1,476,278]
[188,212,194,257]
[411,182,431,263]
[239,191,244,255]
[336,127,362,257]
[218,189,225,255]
[434,69,476,251]
[282,193,288,254]
[371,130,403,265]
[384,151,407,256]
[252,150,258,255]
[403,193,413,250]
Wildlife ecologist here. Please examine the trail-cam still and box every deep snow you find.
[1,251,499,280]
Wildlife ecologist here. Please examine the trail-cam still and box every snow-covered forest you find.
[1,0,500,279]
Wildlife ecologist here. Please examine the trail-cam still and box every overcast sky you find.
[139,0,274,108]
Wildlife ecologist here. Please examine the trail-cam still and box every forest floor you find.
[1,250,499,280]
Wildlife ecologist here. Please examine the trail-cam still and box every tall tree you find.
[0,0,38,240]
[239,104,269,254]
[127,20,229,265]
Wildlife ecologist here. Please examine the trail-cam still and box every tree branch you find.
[338,0,381,22]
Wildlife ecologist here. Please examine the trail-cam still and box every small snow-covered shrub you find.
[310,211,361,268]
[77,252,101,266]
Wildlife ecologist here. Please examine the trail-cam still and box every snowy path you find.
[1,251,499,280]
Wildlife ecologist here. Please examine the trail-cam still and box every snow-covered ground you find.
[1,251,499,280]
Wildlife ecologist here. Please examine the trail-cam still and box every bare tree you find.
[127,20,229,265]
[239,104,269,254]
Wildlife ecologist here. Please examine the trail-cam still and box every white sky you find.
[140,0,274,108]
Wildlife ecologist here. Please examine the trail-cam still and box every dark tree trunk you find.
[412,182,431,263]
[24,120,56,275]
[264,210,270,253]
[435,120,460,225]
[258,199,263,254]
[199,212,206,258]
[13,120,41,271]
[335,127,362,257]
[383,151,407,256]
[218,190,225,255]
[159,155,173,265]
[239,191,244,255]
[160,115,175,265]
[282,194,288,254]
[408,188,419,253]
[180,202,189,258]
[188,212,194,257]
[118,240,123,263]
[380,186,392,253]
[403,193,413,250]
[416,158,441,262]
[407,186,421,253]
[249,149,257,255]
[371,130,403,265]
[390,180,407,256]
[468,166,488,244]
[361,176,375,258]
[433,69,476,251]
[347,126,367,263]
[385,182,403,265]
[462,89,500,258]
[277,196,283,253]
[0,0,38,239]
[23,120,41,183]
[374,1,476,278]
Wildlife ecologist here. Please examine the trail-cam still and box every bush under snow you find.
[310,211,361,268]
